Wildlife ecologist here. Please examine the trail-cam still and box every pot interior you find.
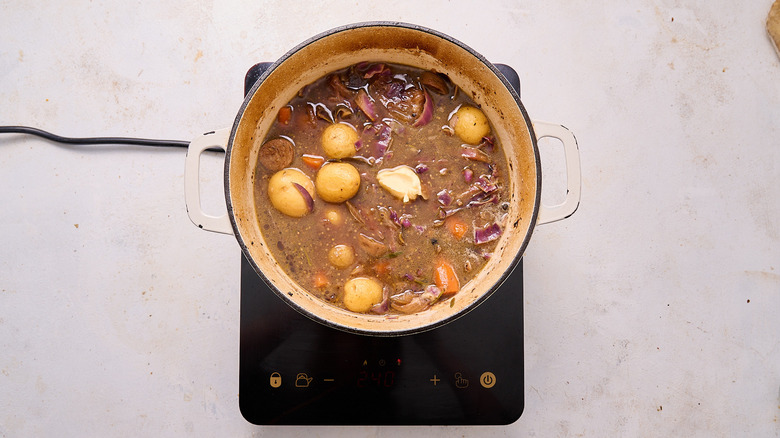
[227,22,540,335]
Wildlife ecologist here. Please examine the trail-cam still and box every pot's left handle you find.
[184,128,234,235]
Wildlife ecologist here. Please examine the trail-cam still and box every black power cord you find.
[0,125,204,150]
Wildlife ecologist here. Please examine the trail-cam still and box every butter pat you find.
[377,165,422,203]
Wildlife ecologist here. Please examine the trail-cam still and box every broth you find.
[254,62,510,315]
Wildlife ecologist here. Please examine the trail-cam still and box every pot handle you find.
[184,128,234,235]
[533,122,581,225]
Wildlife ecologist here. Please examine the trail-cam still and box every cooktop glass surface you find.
[239,62,524,426]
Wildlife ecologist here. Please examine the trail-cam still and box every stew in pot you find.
[254,62,511,316]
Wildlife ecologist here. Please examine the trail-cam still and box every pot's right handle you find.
[532,122,581,225]
[184,128,234,235]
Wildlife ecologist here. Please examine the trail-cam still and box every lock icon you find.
[269,372,282,388]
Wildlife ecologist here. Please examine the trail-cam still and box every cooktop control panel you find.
[238,63,524,425]
[239,254,524,425]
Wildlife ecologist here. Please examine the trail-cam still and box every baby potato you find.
[452,105,491,145]
[321,122,358,159]
[315,162,360,203]
[342,277,383,313]
[267,168,315,217]
[328,244,355,269]
[324,208,343,226]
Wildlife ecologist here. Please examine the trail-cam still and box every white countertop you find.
[2,1,779,436]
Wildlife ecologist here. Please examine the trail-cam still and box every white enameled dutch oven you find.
[184,22,581,336]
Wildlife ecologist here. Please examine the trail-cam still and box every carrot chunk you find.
[301,154,325,169]
[374,259,392,276]
[445,216,468,240]
[313,272,329,289]
[278,106,292,125]
[433,259,460,295]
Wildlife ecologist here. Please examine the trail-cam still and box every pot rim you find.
[224,21,542,336]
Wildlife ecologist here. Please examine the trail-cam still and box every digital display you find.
[356,370,395,388]
[356,358,400,388]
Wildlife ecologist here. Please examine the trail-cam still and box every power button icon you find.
[480,372,496,388]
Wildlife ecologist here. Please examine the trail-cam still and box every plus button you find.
[430,374,440,386]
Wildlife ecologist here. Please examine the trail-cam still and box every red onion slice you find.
[356,89,378,121]
[461,146,491,163]
[292,182,314,214]
[411,91,433,127]
[467,193,498,208]
[415,163,429,174]
[479,136,495,152]
[437,189,453,206]
[475,175,497,193]
[420,71,449,94]
[474,223,502,245]
[389,285,442,314]
[363,63,389,79]
[374,124,392,157]
[462,167,474,183]
[370,286,390,314]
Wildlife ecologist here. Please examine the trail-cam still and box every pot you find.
[184,22,580,336]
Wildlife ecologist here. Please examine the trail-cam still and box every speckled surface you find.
[1,1,779,436]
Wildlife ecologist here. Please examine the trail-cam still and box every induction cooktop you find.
[238,62,524,426]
